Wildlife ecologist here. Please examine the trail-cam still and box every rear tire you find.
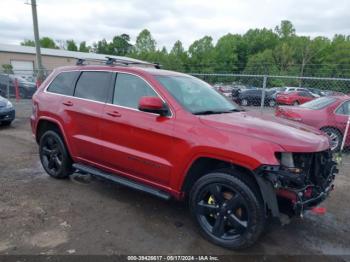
[39,130,73,178]
[293,101,299,106]
[189,171,265,250]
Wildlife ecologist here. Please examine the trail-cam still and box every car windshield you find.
[156,75,240,115]
[300,97,336,110]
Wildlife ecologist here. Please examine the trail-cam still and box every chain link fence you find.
[192,73,350,154]
[0,69,52,100]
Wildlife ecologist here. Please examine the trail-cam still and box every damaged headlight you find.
[276,152,303,174]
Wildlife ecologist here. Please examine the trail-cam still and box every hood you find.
[199,111,330,152]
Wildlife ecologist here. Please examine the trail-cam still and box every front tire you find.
[39,130,73,178]
[189,171,265,250]
[1,120,12,126]
[293,101,299,106]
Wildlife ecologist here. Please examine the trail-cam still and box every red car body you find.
[31,65,333,199]
[276,91,315,105]
[30,64,338,248]
[275,96,350,149]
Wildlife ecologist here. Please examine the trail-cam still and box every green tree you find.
[292,36,330,78]
[66,40,78,51]
[321,35,350,78]
[168,40,188,71]
[21,37,58,49]
[40,37,58,49]
[79,41,90,52]
[111,34,132,56]
[1,64,13,74]
[243,29,279,55]
[275,20,296,39]
[244,49,278,75]
[94,39,113,54]
[133,29,157,59]
[214,33,239,72]
[21,40,35,47]
[188,36,215,73]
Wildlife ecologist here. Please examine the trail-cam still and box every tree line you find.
[21,20,350,78]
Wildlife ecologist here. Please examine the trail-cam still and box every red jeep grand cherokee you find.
[31,60,337,249]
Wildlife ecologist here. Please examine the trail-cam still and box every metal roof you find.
[0,43,145,63]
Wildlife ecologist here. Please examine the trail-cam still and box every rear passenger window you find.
[113,73,158,109]
[47,71,78,96]
[74,71,111,102]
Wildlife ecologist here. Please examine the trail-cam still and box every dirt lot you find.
[0,100,350,256]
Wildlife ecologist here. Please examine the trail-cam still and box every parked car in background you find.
[323,90,346,97]
[275,96,350,151]
[233,88,277,107]
[0,95,15,126]
[214,84,233,98]
[0,74,37,99]
[276,91,316,106]
[308,88,324,97]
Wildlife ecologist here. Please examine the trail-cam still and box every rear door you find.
[100,72,174,186]
[61,71,113,164]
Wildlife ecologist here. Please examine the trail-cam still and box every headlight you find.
[276,152,303,174]
[6,100,13,109]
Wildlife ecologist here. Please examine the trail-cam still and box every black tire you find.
[39,130,73,178]
[189,170,265,250]
[293,101,299,106]
[1,121,12,126]
[321,127,342,152]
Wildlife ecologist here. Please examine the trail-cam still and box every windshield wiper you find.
[193,108,243,115]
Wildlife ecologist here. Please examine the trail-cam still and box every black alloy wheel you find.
[39,130,72,178]
[190,171,265,249]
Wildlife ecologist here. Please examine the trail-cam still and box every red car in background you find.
[276,91,316,106]
[276,96,350,151]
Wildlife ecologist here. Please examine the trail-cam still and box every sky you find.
[0,0,349,50]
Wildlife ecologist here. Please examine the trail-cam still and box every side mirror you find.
[138,96,169,116]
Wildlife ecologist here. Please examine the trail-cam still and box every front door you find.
[100,72,175,186]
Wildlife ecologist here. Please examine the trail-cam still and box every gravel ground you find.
[0,100,349,256]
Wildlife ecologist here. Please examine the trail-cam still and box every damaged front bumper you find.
[254,150,338,218]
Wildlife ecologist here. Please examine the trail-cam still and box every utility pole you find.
[29,0,44,82]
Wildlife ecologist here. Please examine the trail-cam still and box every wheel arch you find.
[180,156,280,218]
[181,157,260,197]
[35,117,73,158]
[320,125,343,135]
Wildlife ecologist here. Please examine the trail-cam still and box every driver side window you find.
[113,73,158,109]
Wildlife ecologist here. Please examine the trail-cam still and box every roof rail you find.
[75,57,160,69]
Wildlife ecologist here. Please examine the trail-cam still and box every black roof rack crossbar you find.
[75,57,160,68]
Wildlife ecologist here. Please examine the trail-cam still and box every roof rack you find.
[75,57,160,69]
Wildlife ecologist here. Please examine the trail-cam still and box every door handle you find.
[62,101,73,106]
[106,111,121,117]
